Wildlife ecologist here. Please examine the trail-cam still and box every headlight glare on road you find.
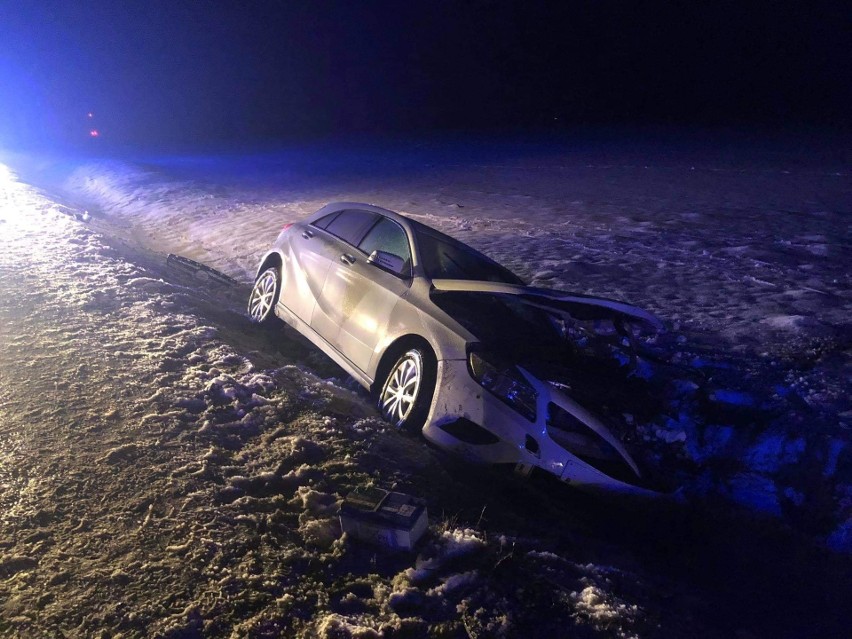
[468,349,537,422]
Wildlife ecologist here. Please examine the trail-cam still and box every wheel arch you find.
[371,334,437,397]
[254,250,283,281]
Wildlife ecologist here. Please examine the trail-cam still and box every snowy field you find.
[1,135,850,637]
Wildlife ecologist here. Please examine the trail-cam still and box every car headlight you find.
[468,349,538,422]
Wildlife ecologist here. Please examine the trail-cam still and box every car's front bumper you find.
[422,359,655,495]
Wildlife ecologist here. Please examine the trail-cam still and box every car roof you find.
[311,201,410,227]
[310,202,524,284]
[310,201,471,247]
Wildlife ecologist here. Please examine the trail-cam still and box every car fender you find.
[370,278,471,379]
[422,359,525,465]
[254,248,287,280]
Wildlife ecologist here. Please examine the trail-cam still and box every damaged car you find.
[248,202,665,494]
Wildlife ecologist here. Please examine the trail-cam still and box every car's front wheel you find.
[247,267,280,325]
[379,348,436,432]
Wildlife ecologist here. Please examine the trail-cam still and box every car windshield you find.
[412,225,523,284]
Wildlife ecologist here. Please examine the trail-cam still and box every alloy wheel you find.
[248,268,278,322]
[380,349,423,427]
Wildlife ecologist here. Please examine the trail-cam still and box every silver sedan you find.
[248,202,663,493]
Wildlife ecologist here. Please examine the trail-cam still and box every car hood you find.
[429,278,669,427]
[430,279,664,331]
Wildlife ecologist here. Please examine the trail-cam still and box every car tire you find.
[379,347,436,433]
[247,267,281,325]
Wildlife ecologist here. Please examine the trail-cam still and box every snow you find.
[571,584,641,639]
[1,136,850,637]
[744,433,806,473]
[728,473,782,516]
[315,614,383,638]
[709,389,755,406]
[426,570,479,597]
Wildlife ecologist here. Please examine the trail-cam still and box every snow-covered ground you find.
[1,136,850,637]
[27,138,852,521]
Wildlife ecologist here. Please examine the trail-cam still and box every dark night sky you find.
[0,0,849,148]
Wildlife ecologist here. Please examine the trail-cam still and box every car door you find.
[308,209,379,344]
[318,215,413,373]
[278,213,339,323]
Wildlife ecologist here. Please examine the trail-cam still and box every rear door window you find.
[324,210,378,246]
[312,211,341,229]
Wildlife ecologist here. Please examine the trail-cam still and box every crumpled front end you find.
[422,359,655,495]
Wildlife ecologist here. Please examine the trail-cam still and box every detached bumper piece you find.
[165,254,238,286]
[339,487,428,551]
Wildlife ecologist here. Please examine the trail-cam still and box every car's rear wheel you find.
[379,348,435,432]
[247,267,280,325]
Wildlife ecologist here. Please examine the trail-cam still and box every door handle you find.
[339,253,356,265]
[301,229,314,239]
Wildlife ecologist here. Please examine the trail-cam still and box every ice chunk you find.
[728,474,781,516]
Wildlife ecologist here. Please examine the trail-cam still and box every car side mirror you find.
[367,250,408,277]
